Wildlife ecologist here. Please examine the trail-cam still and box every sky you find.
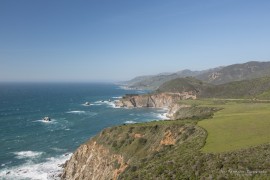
[1,0,270,82]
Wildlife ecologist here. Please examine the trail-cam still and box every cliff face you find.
[115,92,196,108]
[61,140,127,180]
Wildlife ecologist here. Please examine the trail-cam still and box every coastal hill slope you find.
[122,68,221,90]
[62,61,270,179]
[62,116,270,179]
[156,76,270,99]
[156,77,212,94]
[197,61,270,84]
[122,61,270,90]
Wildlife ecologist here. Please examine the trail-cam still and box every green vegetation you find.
[93,120,198,162]
[123,70,204,90]
[87,99,270,179]
[114,62,270,178]
[198,61,270,84]
[173,106,221,120]
[198,101,270,153]
[156,76,211,93]
[156,76,270,100]
[202,76,270,99]
[124,61,270,90]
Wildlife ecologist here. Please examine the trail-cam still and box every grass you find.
[80,101,270,179]
[197,100,270,153]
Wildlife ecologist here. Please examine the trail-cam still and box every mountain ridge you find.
[122,61,270,90]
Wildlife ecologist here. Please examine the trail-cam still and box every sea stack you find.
[43,117,51,122]
[84,102,90,106]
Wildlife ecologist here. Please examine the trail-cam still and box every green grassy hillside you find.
[197,61,270,84]
[156,76,211,93]
[156,76,270,99]
[199,102,270,152]
[202,76,270,99]
[85,100,270,179]
[122,61,270,90]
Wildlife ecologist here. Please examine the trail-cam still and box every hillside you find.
[156,76,270,99]
[122,69,218,90]
[197,61,270,84]
[62,102,270,179]
[122,61,270,90]
[156,77,212,93]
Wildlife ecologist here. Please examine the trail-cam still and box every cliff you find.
[61,140,127,180]
[114,92,205,120]
[114,92,196,109]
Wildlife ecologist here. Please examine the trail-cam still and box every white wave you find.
[112,96,122,99]
[0,153,72,180]
[66,111,85,114]
[118,86,134,90]
[156,113,170,120]
[93,100,119,108]
[81,104,94,106]
[124,121,137,124]
[92,103,102,106]
[13,151,43,159]
[35,119,57,124]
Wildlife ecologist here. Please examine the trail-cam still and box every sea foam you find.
[93,100,119,108]
[13,151,43,159]
[124,120,137,124]
[0,153,72,180]
[66,111,86,114]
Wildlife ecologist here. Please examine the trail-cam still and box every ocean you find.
[0,83,167,179]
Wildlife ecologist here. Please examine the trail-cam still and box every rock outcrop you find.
[115,92,196,108]
[166,103,190,119]
[61,141,127,180]
[114,92,196,120]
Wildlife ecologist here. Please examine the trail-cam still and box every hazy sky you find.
[1,0,270,82]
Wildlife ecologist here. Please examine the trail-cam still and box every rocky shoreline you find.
[114,92,196,120]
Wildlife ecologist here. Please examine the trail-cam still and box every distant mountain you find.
[122,61,270,90]
[196,61,270,84]
[202,76,270,99]
[156,77,212,93]
[156,76,270,99]
[122,69,220,90]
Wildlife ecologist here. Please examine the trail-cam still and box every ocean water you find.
[0,83,167,179]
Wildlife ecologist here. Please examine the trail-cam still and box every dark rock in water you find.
[43,117,51,121]
[6,171,10,175]
[84,102,90,106]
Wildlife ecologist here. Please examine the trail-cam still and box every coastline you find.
[0,85,171,180]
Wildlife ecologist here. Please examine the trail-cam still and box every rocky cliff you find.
[114,92,196,109]
[61,140,127,180]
